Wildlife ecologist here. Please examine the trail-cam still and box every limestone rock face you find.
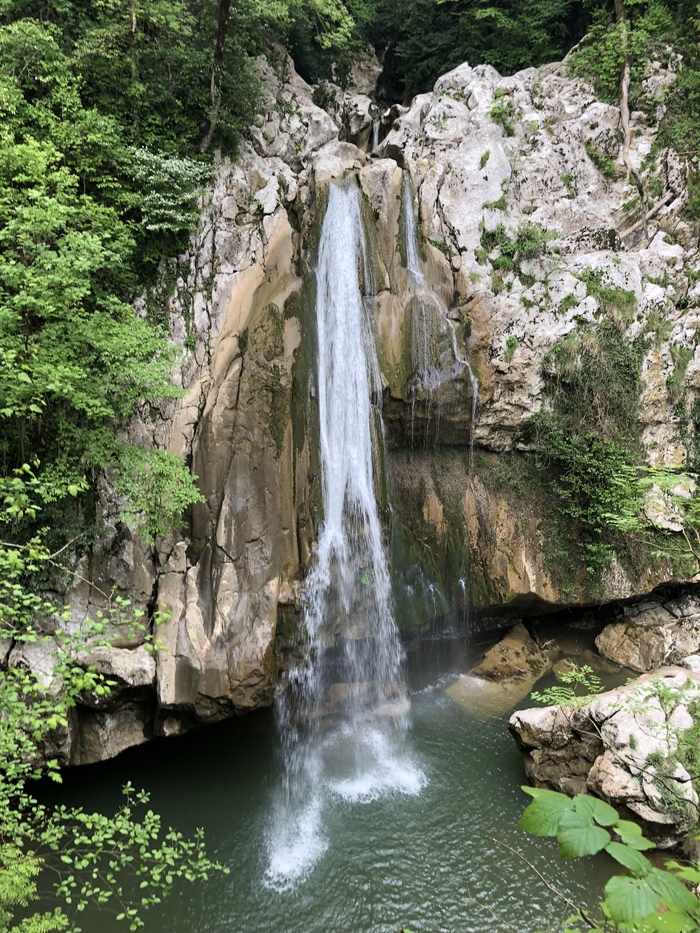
[595,592,700,672]
[509,667,700,848]
[375,55,700,613]
[379,58,698,462]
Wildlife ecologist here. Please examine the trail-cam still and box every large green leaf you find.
[604,841,651,875]
[647,867,700,915]
[603,875,661,924]
[642,910,699,932]
[518,787,573,837]
[557,810,610,858]
[615,819,655,851]
[664,861,700,884]
[571,793,619,827]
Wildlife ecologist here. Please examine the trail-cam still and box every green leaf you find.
[603,875,661,923]
[605,841,651,875]
[615,819,655,851]
[647,867,700,914]
[571,794,619,827]
[557,810,610,858]
[518,787,573,836]
[644,910,699,932]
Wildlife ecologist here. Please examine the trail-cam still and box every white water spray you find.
[265,178,424,891]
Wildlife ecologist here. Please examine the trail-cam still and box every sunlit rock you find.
[510,667,700,848]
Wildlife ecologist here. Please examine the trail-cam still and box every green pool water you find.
[48,628,617,933]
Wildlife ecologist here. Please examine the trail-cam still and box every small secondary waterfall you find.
[402,174,479,466]
[402,174,479,628]
[266,178,424,891]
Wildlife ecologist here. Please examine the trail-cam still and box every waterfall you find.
[311,180,397,680]
[401,174,478,627]
[371,119,380,151]
[402,174,479,466]
[265,178,424,892]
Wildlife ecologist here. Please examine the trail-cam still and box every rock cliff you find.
[32,48,700,762]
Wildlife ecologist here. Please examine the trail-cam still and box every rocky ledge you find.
[509,663,700,850]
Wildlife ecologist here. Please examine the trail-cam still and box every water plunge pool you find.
[48,630,615,933]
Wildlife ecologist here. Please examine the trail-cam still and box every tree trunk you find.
[614,0,644,197]
[199,0,232,154]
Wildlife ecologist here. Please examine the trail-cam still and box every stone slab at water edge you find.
[509,665,700,850]
[595,590,700,672]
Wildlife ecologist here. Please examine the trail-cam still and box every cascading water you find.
[401,173,479,626]
[402,173,479,466]
[371,119,380,151]
[265,178,424,891]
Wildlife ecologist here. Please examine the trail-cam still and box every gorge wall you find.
[37,47,700,763]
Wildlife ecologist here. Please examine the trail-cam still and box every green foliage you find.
[504,335,519,363]
[0,468,225,931]
[569,2,676,105]
[0,3,248,562]
[114,448,206,543]
[667,344,695,404]
[558,293,578,315]
[567,1,700,218]
[584,140,618,179]
[482,193,508,211]
[0,655,227,933]
[530,662,604,708]
[605,464,700,574]
[661,59,700,221]
[531,419,639,572]
[518,788,700,932]
[367,0,586,101]
[678,698,700,783]
[527,320,646,575]
[279,0,375,82]
[488,92,518,136]
[560,172,576,198]
[480,221,554,275]
[576,269,636,322]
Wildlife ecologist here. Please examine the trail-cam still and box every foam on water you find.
[264,791,328,892]
[328,729,426,803]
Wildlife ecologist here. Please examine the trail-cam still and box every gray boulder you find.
[509,667,700,849]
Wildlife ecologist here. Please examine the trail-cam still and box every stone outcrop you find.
[595,591,700,672]
[509,667,700,849]
[377,56,700,613]
[26,46,700,763]
[446,622,552,718]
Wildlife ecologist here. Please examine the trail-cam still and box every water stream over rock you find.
[401,175,479,464]
[265,179,424,890]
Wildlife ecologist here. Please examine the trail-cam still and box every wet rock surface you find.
[596,592,700,672]
[446,623,552,718]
